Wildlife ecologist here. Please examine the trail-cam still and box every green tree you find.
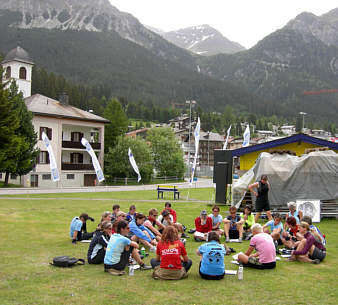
[147,127,185,177]
[0,80,20,174]
[105,136,153,182]
[103,98,128,152]
[0,81,38,185]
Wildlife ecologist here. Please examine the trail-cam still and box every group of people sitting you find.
[69,200,326,280]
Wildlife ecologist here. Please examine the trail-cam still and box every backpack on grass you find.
[50,256,85,267]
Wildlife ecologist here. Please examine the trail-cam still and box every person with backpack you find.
[88,221,112,264]
[69,213,95,243]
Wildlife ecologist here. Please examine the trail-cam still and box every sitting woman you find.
[129,213,158,251]
[196,231,226,280]
[87,221,112,264]
[150,226,192,280]
[104,220,151,275]
[281,216,299,249]
[285,201,303,228]
[290,222,326,264]
[240,205,255,240]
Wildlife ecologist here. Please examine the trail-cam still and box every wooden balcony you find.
[61,163,94,171]
[62,141,101,150]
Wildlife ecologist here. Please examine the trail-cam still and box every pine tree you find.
[1,82,38,185]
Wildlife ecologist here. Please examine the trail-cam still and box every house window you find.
[38,151,49,164]
[40,127,52,140]
[10,174,17,180]
[0,173,2,179]
[19,67,27,80]
[5,66,11,79]
[70,153,83,164]
[71,132,83,142]
[67,174,75,180]
[42,174,51,180]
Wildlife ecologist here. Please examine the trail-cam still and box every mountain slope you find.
[198,9,338,124]
[0,0,197,69]
[164,24,245,56]
[0,10,269,116]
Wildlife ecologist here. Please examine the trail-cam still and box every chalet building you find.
[1,46,109,187]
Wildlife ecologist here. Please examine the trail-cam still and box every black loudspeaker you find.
[213,150,233,184]
[213,150,233,204]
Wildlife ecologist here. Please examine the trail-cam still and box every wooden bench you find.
[157,185,180,200]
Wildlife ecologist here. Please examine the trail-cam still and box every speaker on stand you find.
[213,150,233,204]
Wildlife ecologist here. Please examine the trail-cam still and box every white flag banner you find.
[128,148,141,182]
[81,138,105,183]
[41,131,60,182]
[190,117,200,186]
[242,125,250,147]
[223,125,232,150]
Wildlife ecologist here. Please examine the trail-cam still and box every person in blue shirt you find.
[126,205,137,222]
[196,231,226,280]
[129,213,158,251]
[285,201,303,225]
[263,213,283,243]
[104,220,152,275]
[69,213,95,243]
[208,205,224,237]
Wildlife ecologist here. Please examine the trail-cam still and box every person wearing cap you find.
[69,213,95,243]
[224,206,244,242]
[194,210,212,241]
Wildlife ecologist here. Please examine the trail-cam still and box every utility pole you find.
[186,100,196,175]
[299,112,307,133]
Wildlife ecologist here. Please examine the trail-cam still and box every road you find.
[0,178,214,195]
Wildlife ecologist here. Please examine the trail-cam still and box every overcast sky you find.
[109,0,337,49]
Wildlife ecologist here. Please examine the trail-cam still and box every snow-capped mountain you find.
[0,0,196,67]
[164,24,245,56]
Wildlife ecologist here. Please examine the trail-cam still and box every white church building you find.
[1,46,109,187]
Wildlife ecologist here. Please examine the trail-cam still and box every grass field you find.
[0,188,337,305]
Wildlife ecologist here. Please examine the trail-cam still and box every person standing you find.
[249,174,272,222]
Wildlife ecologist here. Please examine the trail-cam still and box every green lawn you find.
[0,190,337,305]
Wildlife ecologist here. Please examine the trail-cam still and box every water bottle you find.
[129,265,134,276]
[140,247,146,257]
[238,264,243,280]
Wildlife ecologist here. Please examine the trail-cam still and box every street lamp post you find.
[299,112,307,133]
[186,100,196,174]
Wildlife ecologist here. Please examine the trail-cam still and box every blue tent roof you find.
[231,133,338,157]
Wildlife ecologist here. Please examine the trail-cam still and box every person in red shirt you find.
[281,216,300,249]
[150,226,192,280]
[162,202,177,223]
[194,210,212,241]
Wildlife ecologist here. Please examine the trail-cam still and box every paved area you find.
[0,178,214,195]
